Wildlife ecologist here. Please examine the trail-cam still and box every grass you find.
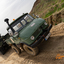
[45,2,64,18]
[62,3,64,8]
[45,6,58,18]
[57,7,62,11]
[61,0,64,3]
[45,11,54,18]
[55,0,58,4]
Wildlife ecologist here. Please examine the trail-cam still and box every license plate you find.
[45,32,51,40]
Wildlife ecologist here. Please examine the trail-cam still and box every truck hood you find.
[19,18,45,39]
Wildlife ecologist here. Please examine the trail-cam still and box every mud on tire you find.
[12,45,21,55]
[23,44,39,55]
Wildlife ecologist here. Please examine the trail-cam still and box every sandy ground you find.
[0,22,64,64]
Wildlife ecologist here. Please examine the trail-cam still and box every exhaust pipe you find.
[4,18,15,33]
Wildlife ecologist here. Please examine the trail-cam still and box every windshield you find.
[21,20,26,25]
[13,23,22,31]
[8,14,34,32]
[24,15,33,22]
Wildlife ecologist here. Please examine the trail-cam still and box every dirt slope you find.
[0,22,64,64]
[30,0,64,19]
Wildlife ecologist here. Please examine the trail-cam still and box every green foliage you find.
[61,0,64,2]
[52,3,55,5]
[55,24,57,25]
[45,6,57,18]
[57,7,62,11]
[57,3,64,11]
[53,19,54,21]
[45,11,53,18]
[62,18,64,22]
[63,20,64,22]
[55,0,58,4]
[44,2,64,18]
[62,3,64,8]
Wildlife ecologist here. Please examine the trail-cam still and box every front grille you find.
[33,28,41,37]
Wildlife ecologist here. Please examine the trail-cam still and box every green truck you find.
[5,13,52,55]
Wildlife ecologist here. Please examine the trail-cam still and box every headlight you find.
[30,36,35,40]
[44,22,47,25]
[13,32,18,37]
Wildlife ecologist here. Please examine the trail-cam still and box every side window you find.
[21,20,26,25]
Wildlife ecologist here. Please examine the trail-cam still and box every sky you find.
[0,0,36,35]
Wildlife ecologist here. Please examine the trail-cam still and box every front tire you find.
[23,44,39,55]
[12,45,21,55]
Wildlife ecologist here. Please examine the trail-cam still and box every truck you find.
[5,13,52,55]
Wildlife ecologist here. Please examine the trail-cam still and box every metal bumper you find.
[30,24,52,48]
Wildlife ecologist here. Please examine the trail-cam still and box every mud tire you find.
[23,44,39,55]
[12,45,21,55]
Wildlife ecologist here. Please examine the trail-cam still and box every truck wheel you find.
[23,44,39,55]
[12,45,21,55]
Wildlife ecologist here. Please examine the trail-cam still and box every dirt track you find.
[0,22,64,64]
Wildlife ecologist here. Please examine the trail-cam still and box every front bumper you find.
[30,24,52,48]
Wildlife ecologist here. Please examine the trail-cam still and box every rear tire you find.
[23,44,39,55]
[12,45,21,55]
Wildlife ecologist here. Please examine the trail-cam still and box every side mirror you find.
[33,14,39,18]
[33,14,36,17]
[36,15,39,18]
